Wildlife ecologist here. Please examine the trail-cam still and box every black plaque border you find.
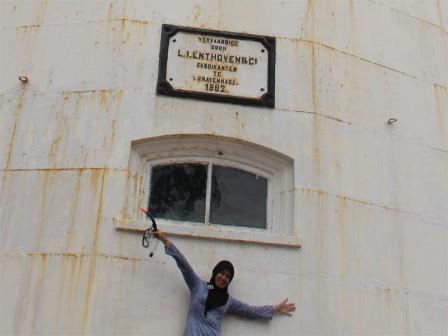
[157,24,275,108]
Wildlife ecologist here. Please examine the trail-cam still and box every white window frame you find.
[115,134,301,248]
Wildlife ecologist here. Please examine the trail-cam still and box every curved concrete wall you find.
[0,1,447,335]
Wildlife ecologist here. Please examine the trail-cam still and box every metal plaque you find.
[157,25,275,107]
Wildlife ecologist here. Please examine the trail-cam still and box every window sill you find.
[114,218,302,248]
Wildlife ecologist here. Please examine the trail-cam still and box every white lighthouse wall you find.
[0,1,447,335]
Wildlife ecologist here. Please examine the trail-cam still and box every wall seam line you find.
[297,187,447,225]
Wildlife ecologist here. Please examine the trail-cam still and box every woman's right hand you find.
[273,298,296,316]
[153,230,170,246]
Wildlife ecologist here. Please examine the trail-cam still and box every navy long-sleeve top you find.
[165,243,273,336]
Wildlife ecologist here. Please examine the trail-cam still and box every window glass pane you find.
[149,163,207,222]
[210,165,267,228]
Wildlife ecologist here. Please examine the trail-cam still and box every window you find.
[118,134,300,247]
[148,162,268,229]
[210,165,267,228]
[149,163,208,223]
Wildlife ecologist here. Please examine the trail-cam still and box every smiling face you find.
[214,269,232,289]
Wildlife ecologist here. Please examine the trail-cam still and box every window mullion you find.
[204,162,213,224]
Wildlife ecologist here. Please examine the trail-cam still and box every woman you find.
[154,231,296,336]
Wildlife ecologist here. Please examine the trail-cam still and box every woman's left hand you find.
[153,230,171,247]
[273,298,296,316]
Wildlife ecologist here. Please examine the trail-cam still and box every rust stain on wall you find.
[66,170,83,251]
[88,168,102,195]
[98,90,109,109]
[21,251,145,263]
[56,88,125,152]
[48,95,70,164]
[32,0,48,26]
[119,19,149,49]
[124,173,140,218]
[111,119,117,142]
[107,2,115,21]
[191,5,202,22]
[120,171,135,218]
[233,111,246,135]
[26,251,83,258]
[112,89,124,104]
[81,256,97,333]
[31,255,48,332]
[15,0,47,50]
[106,1,149,47]
[309,41,323,179]
[82,169,105,333]
[93,170,106,253]
[98,253,145,263]
[5,88,26,169]
[136,174,145,212]
[61,89,115,96]
[48,92,90,165]
[48,135,63,162]
[302,0,316,41]
[16,24,42,31]
[1,167,126,173]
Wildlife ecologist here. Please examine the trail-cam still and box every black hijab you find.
[205,260,234,316]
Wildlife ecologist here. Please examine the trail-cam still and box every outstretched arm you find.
[227,297,274,319]
[227,297,296,319]
[155,231,201,291]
